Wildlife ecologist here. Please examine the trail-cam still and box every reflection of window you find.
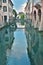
[5,30,8,34]
[38,9,41,21]
[3,6,7,12]
[0,37,1,42]
[3,0,6,3]
[5,37,9,41]
[34,10,36,20]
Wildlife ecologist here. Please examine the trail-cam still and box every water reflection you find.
[0,24,16,65]
[25,19,43,65]
[7,29,31,65]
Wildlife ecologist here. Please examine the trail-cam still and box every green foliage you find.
[13,9,17,18]
[21,14,24,19]
[20,14,25,25]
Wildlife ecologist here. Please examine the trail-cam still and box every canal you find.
[7,29,31,65]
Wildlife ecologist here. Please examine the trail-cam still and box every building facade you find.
[25,2,30,19]
[29,0,43,31]
[32,0,41,29]
[25,0,33,20]
[25,0,43,65]
[25,0,43,31]
[0,0,13,26]
[39,0,43,31]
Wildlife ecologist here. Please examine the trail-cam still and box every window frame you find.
[3,0,6,3]
[4,15,7,22]
[3,6,7,12]
[34,10,36,21]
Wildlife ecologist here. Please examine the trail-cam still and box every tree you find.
[13,9,17,18]
[20,13,25,25]
[21,14,24,19]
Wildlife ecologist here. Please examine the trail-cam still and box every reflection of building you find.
[0,25,14,65]
[0,0,13,26]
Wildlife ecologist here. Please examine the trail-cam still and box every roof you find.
[9,0,13,6]
[25,2,29,10]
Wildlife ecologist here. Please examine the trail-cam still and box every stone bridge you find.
[16,22,25,29]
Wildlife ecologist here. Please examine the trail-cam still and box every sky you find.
[12,0,27,13]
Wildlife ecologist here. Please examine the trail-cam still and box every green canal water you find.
[7,29,31,65]
[0,19,43,65]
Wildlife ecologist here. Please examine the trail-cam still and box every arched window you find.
[3,6,7,12]
[38,9,41,21]
[34,10,36,20]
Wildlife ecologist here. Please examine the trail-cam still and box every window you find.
[4,16,7,22]
[0,6,2,10]
[2,16,3,21]
[3,0,6,3]
[34,10,36,20]
[38,9,41,21]
[0,0,2,9]
[5,29,8,34]
[3,6,7,12]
